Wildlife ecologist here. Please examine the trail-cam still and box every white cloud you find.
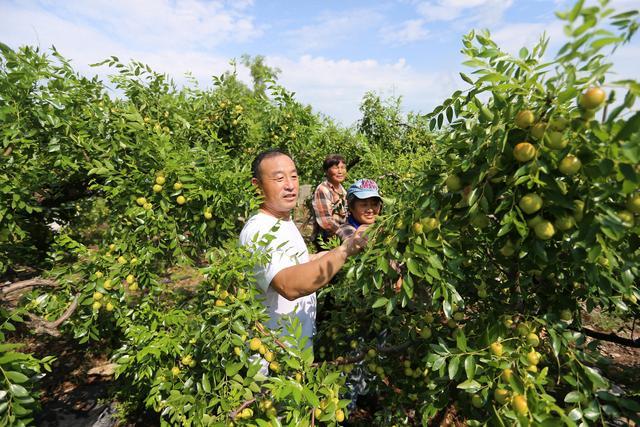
[609,43,640,82]
[2,0,263,52]
[491,21,565,55]
[417,0,514,26]
[284,9,384,52]
[0,0,260,91]
[268,55,462,125]
[381,19,431,45]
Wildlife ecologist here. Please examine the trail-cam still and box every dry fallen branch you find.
[27,294,80,336]
[1,277,79,336]
[581,326,640,348]
[1,277,57,296]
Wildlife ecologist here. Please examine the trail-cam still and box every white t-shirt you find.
[239,212,317,345]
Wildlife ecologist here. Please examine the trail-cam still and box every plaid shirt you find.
[312,180,347,236]
[336,222,357,241]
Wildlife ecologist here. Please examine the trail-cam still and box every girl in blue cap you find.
[336,179,382,241]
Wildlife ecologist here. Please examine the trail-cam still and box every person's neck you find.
[327,179,341,188]
[259,206,291,221]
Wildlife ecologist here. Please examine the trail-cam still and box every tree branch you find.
[1,278,57,296]
[255,321,288,351]
[581,327,640,348]
[229,398,256,420]
[26,294,79,336]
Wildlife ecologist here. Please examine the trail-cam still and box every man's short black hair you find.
[322,154,346,172]
[252,148,291,179]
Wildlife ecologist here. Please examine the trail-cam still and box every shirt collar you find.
[347,215,361,229]
[325,179,345,194]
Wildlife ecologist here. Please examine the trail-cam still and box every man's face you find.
[253,154,299,219]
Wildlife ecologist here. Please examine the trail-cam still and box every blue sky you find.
[1,0,638,125]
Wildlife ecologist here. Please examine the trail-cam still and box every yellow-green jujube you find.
[512,394,529,416]
[519,193,543,215]
[515,110,535,129]
[531,122,547,139]
[534,220,555,240]
[579,87,606,110]
[627,193,640,214]
[546,131,568,150]
[573,200,585,222]
[555,215,575,231]
[494,388,509,404]
[618,210,635,227]
[490,341,503,357]
[513,142,536,162]
[559,155,581,176]
[445,175,463,192]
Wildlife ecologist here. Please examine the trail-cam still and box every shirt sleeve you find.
[312,185,340,234]
[240,219,305,293]
[335,223,356,241]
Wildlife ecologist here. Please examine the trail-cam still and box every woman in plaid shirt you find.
[312,154,348,243]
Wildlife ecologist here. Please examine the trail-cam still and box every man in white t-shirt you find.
[239,149,367,347]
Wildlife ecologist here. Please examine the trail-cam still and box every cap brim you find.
[350,190,381,200]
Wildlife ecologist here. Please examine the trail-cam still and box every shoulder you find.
[239,213,278,245]
[313,181,331,196]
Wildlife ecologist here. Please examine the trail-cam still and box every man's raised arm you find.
[270,234,366,301]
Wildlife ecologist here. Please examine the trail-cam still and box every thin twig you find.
[255,321,288,351]
[229,397,257,420]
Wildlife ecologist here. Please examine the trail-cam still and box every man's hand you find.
[340,233,368,257]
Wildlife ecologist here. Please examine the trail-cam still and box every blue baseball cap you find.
[347,179,381,201]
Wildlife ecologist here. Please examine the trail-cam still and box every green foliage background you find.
[1,1,640,426]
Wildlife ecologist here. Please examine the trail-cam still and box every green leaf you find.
[201,373,211,393]
[568,407,583,421]
[464,356,476,379]
[432,356,446,371]
[519,47,529,59]
[456,379,481,392]
[591,37,623,48]
[371,297,388,309]
[9,383,29,398]
[448,356,460,380]
[301,387,319,407]
[4,371,28,384]
[568,0,585,23]
[564,391,583,403]
[583,366,607,388]
[460,73,475,85]
[614,111,640,143]
[322,371,341,385]
[406,258,422,276]
[225,362,242,377]
[456,330,467,352]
